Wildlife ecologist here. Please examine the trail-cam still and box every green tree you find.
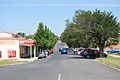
[61,9,120,52]
[34,22,57,50]
[34,22,45,49]
[17,32,26,37]
[26,35,34,39]
[61,19,92,48]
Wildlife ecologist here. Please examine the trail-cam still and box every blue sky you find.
[0,0,120,36]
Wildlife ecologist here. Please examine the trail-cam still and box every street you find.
[0,1,120,80]
[0,50,120,80]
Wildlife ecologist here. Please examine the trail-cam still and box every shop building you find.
[0,32,36,59]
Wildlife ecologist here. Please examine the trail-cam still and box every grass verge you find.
[96,55,120,69]
[0,59,29,65]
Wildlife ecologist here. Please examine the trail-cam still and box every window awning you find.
[20,43,35,46]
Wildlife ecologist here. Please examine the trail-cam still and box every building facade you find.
[0,32,36,59]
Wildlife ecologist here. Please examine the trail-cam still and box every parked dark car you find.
[60,48,68,54]
[82,48,97,59]
[77,48,107,59]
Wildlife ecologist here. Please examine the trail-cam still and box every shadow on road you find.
[67,53,78,55]
[68,56,85,59]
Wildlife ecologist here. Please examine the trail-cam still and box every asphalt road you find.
[0,41,120,80]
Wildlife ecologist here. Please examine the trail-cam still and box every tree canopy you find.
[17,32,26,37]
[61,9,120,52]
[17,22,58,50]
[34,22,58,49]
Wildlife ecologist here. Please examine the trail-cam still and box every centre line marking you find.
[58,73,61,80]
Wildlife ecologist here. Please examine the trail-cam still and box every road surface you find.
[0,41,120,80]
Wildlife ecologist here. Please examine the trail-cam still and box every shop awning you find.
[20,43,35,46]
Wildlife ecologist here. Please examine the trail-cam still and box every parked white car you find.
[38,51,46,59]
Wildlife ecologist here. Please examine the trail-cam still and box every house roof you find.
[0,37,26,40]
[104,43,120,51]
[20,39,35,46]
[0,32,15,34]
[0,32,22,38]
[0,32,35,46]
[0,38,35,46]
[24,39,35,44]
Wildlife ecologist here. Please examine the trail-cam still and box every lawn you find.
[96,55,120,69]
[0,59,28,65]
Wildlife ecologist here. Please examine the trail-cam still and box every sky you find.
[0,0,120,37]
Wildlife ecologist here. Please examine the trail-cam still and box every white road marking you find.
[58,73,61,80]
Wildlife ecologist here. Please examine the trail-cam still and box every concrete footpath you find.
[109,54,120,58]
[16,57,38,62]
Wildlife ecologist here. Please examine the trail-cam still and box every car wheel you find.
[86,55,90,59]
[44,56,46,58]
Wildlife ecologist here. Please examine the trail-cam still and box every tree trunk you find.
[98,39,105,52]
[98,45,104,52]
